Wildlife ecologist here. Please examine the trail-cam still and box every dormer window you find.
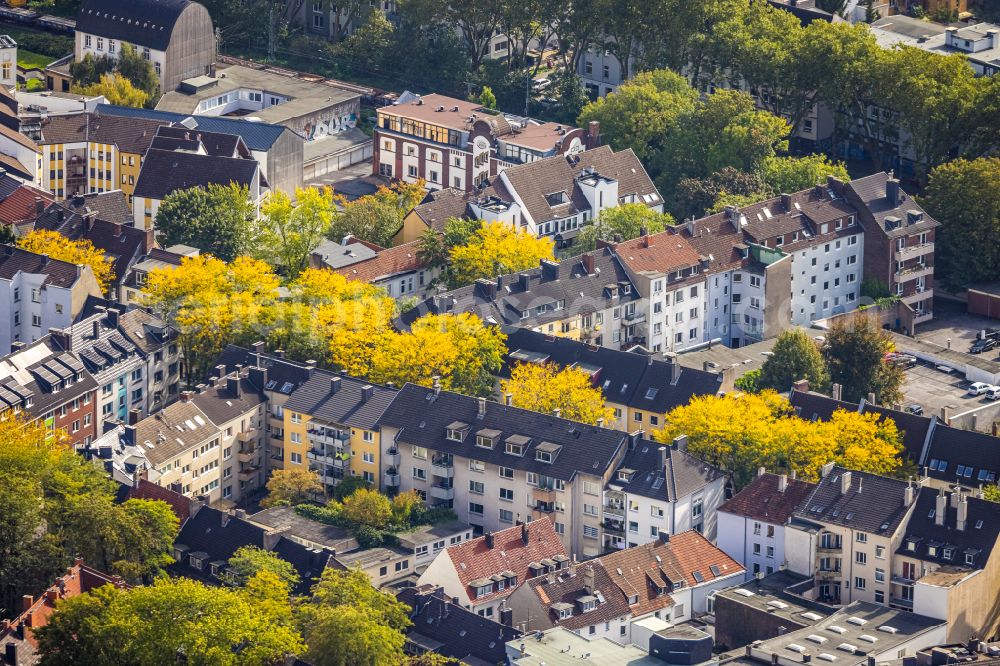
[618,470,632,482]
[942,547,954,560]
[446,421,469,442]
[907,540,916,551]
[927,546,937,557]
[476,429,500,449]
[552,602,573,619]
[534,441,561,464]
[506,434,530,456]
[966,553,976,565]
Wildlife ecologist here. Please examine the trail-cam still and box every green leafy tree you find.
[984,484,1000,503]
[340,488,393,529]
[920,158,1000,291]
[478,85,497,109]
[671,168,772,221]
[735,369,761,394]
[822,314,904,405]
[227,545,301,589]
[115,43,159,102]
[74,72,148,108]
[759,329,831,393]
[36,574,304,665]
[329,181,426,248]
[550,71,590,125]
[262,468,324,508]
[69,52,114,86]
[761,155,850,194]
[259,186,335,278]
[334,10,395,77]
[155,183,258,262]
[576,203,675,252]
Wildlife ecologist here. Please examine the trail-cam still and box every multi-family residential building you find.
[842,173,938,323]
[0,336,99,447]
[0,120,41,186]
[378,382,629,558]
[787,465,923,606]
[501,328,724,432]
[325,239,442,302]
[74,0,214,93]
[611,230,710,353]
[400,249,640,351]
[416,519,569,619]
[373,93,600,192]
[717,470,818,579]
[281,368,397,489]
[872,17,1000,78]
[0,171,52,229]
[507,559,632,641]
[894,488,1000,642]
[332,545,417,588]
[0,246,103,354]
[29,113,167,203]
[598,531,745,630]
[132,126,266,229]
[603,436,727,550]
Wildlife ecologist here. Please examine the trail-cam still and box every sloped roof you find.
[133,400,218,466]
[526,561,631,631]
[283,369,396,431]
[614,231,702,277]
[445,519,567,605]
[76,0,194,51]
[719,472,816,524]
[0,183,52,226]
[409,188,472,232]
[34,113,167,153]
[794,466,918,535]
[133,149,259,200]
[897,490,1000,570]
[331,241,428,284]
[613,439,726,503]
[0,245,84,288]
[191,375,265,426]
[125,477,191,523]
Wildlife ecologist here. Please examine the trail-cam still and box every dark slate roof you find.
[191,375,265,427]
[95,104,291,151]
[153,125,251,159]
[0,245,84,288]
[502,328,722,413]
[172,505,324,594]
[117,307,176,355]
[897,490,1000,569]
[398,247,639,331]
[379,383,627,482]
[282,370,396,431]
[794,466,918,536]
[611,439,725,502]
[0,337,99,417]
[524,561,630,631]
[409,188,472,233]
[719,472,817,524]
[76,0,192,51]
[398,586,522,664]
[133,149,259,200]
[927,423,1000,489]
[213,345,313,395]
[846,173,939,239]
[34,113,167,153]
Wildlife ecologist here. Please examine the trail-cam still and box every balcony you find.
[533,488,556,504]
[532,500,555,514]
[624,311,646,324]
[901,289,932,306]
[894,242,934,262]
[603,504,625,518]
[430,483,455,501]
[914,310,933,324]
[895,264,933,282]
[889,596,914,610]
[891,573,915,586]
[307,449,335,466]
[602,520,624,536]
[815,568,842,580]
[431,457,455,478]
[384,469,400,486]
[238,466,260,482]
[237,430,256,443]
[237,448,256,464]
[817,543,842,553]
[385,448,401,467]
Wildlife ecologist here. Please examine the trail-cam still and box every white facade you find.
[0,274,81,355]
[789,230,864,326]
[75,33,165,82]
[645,279,709,354]
[0,37,16,89]
[717,511,790,581]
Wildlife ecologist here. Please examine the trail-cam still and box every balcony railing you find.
[914,310,933,324]
[383,469,400,486]
[602,520,624,536]
[891,573,915,586]
[893,242,933,262]
[237,449,256,463]
[603,505,625,518]
[431,458,455,478]
[815,568,841,580]
[901,289,932,306]
[430,483,455,501]
[895,264,933,282]
[817,543,842,553]
[237,466,260,482]
[385,448,401,467]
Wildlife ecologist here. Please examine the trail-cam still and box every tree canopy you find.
[328,181,426,248]
[261,468,324,508]
[576,203,675,252]
[758,329,830,394]
[259,186,336,278]
[154,184,259,261]
[822,315,904,406]
[447,221,555,288]
[74,72,149,108]
[502,362,615,425]
[18,229,115,291]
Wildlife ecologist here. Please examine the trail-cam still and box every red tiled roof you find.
[719,472,816,525]
[599,531,744,617]
[127,477,191,524]
[0,185,53,226]
[447,519,567,605]
[614,231,702,276]
[332,240,427,284]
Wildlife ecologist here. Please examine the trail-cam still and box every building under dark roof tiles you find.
[191,373,265,427]
[32,113,168,154]
[0,245,87,289]
[846,172,939,239]
[282,369,396,432]
[407,187,473,234]
[131,399,217,467]
[515,560,631,632]
[613,438,726,504]
[152,125,250,159]
[213,344,314,396]
[794,465,919,536]
[898,489,1000,571]
[720,472,817,525]
[502,328,722,415]
[379,382,627,483]
[133,148,261,201]
[398,585,522,665]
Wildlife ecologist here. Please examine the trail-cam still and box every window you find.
[469,459,485,472]
[413,446,428,460]
[412,467,426,480]
[290,452,302,464]
[499,509,514,523]
[290,412,302,424]
[875,545,885,559]
[856,532,868,544]
[499,487,513,502]
[469,480,484,494]
[875,568,885,583]
[499,466,514,479]
[874,590,884,604]
[854,577,866,590]
[469,502,484,515]
[856,551,867,565]
[583,525,598,539]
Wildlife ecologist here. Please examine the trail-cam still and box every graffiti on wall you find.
[303,112,358,141]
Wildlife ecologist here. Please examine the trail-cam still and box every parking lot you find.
[900,361,977,416]
[914,300,1000,359]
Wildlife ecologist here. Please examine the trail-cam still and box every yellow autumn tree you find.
[370,312,507,397]
[261,468,323,508]
[448,221,555,288]
[142,254,280,379]
[74,72,148,108]
[653,391,904,489]
[18,229,115,291]
[502,362,614,425]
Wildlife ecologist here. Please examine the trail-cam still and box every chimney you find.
[92,320,100,339]
[361,385,374,403]
[477,396,486,418]
[582,252,595,275]
[22,595,33,612]
[840,470,852,495]
[659,531,670,544]
[540,259,559,282]
[521,522,529,546]
[475,278,497,300]
[587,120,600,146]
[886,178,902,208]
[665,352,680,385]
[758,466,767,478]
[35,197,44,215]
[583,566,595,594]
[659,446,668,470]
[221,511,231,527]
[5,642,16,665]
[552,407,561,418]
[903,480,913,506]
[956,493,968,532]
[867,392,876,405]
[432,376,441,397]
[227,376,242,398]
[780,193,792,211]
[180,390,193,403]
[518,273,530,292]
[778,474,788,493]
[642,231,652,248]
[672,435,688,452]
[128,408,140,425]
[792,379,809,393]
[831,383,842,401]
[935,489,946,526]
[941,406,950,424]
[330,376,341,394]
[485,532,494,549]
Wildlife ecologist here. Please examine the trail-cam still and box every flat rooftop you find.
[508,627,662,665]
[247,505,357,551]
[715,571,836,626]
[396,521,472,548]
[678,336,779,375]
[335,545,410,569]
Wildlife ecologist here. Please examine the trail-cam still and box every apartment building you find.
[326,240,442,302]
[872,17,1000,78]
[0,171,52,228]
[0,246,103,355]
[30,113,167,203]
[598,531,745,630]
[416,519,569,618]
[378,382,629,558]
[132,127,265,230]
[842,173,938,323]
[374,93,599,192]
[465,146,663,246]
[400,249,639,350]
[895,488,1000,642]
[74,0,214,92]
[281,369,397,490]
[0,337,99,447]
[501,328,723,432]
[603,436,727,551]
[717,470,817,579]
[787,465,922,606]
[611,230,709,353]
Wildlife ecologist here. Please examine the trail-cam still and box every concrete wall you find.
[266,129,305,194]
[164,3,215,93]
[714,594,811,651]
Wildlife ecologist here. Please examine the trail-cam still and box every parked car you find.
[907,404,924,415]
[975,328,1000,340]
[885,352,918,368]
[970,338,998,354]
[532,77,551,90]
[968,382,995,396]
[987,387,1000,401]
